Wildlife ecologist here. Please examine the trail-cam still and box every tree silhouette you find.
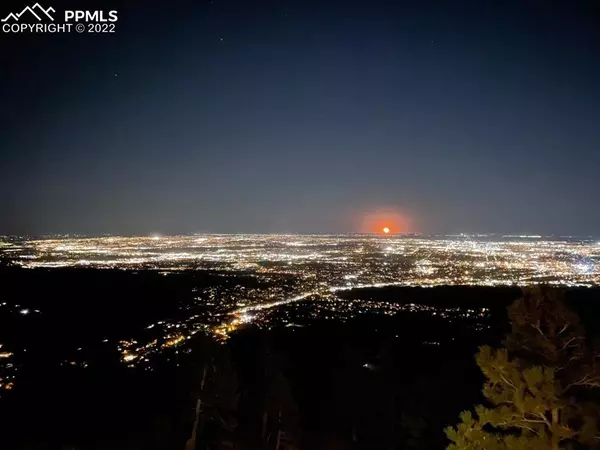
[445,287,600,450]
[187,348,240,450]
[261,364,301,450]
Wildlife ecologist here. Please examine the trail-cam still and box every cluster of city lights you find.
[1,233,598,368]
[0,344,16,395]
[0,302,38,393]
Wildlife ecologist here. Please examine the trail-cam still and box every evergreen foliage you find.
[446,287,600,450]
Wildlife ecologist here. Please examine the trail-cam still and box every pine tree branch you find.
[498,373,518,392]
[560,337,583,351]
[534,413,552,428]
[557,324,569,336]
[565,374,600,391]
[532,324,547,338]
[497,421,538,434]
[521,418,551,425]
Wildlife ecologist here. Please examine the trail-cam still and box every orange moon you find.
[357,207,413,234]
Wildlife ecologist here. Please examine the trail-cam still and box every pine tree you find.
[262,369,301,450]
[187,349,240,450]
[445,287,600,450]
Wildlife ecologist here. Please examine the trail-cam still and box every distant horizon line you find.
[1,232,598,240]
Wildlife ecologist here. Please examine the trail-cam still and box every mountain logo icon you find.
[2,3,55,22]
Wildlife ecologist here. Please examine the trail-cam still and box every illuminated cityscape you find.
[0,233,598,377]
[2,234,598,286]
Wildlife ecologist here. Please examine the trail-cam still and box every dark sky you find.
[1,0,599,236]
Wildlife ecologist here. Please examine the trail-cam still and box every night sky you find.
[1,0,599,236]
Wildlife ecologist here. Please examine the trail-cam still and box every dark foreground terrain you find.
[1,265,599,449]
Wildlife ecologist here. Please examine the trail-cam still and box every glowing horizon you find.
[357,207,414,234]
